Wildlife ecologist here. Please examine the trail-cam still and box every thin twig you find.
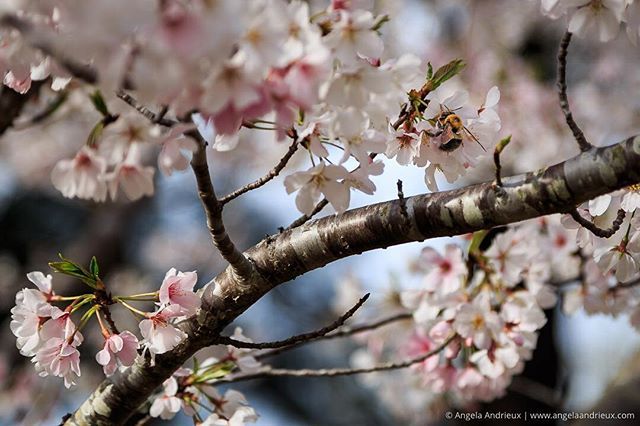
[216,294,370,349]
[287,198,329,229]
[216,334,456,384]
[190,134,255,280]
[256,311,412,360]
[116,90,176,127]
[568,208,625,238]
[219,137,300,205]
[557,31,592,152]
[493,135,511,187]
[13,91,68,130]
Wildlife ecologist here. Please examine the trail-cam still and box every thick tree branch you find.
[67,137,640,425]
[216,293,369,350]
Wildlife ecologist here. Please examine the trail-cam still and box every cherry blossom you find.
[159,268,201,316]
[538,0,627,41]
[200,406,258,426]
[284,163,351,214]
[139,305,187,365]
[106,146,155,201]
[51,147,108,202]
[96,331,139,376]
[32,319,83,388]
[149,377,182,420]
[10,288,52,356]
[419,245,467,295]
[323,10,384,65]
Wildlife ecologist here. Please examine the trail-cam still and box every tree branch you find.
[216,335,456,384]
[216,293,369,349]
[568,208,626,238]
[256,311,412,360]
[115,90,176,127]
[66,136,640,425]
[190,135,256,281]
[287,198,329,229]
[0,79,46,136]
[557,31,592,152]
[219,137,300,205]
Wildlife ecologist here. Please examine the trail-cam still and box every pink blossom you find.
[51,147,108,202]
[420,245,467,294]
[453,294,502,350]
[154,124,198,177]
[200,407,258,426]
[139,305,186,365]
[149,377,182,420]
[10,289,52,356]
[33,319,83,388]
[324,10,384,65]
[96,331,139,376]
[26,271,54,298]
[159,268,201,316]
[106,146,155,201]
[284,163,351,214]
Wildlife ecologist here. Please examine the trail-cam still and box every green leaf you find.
[426,62,433,80]
[429,59,466,90]
[89,90,110,117]
[468,230,489,255]
[49,254,97,288]
[89,256,100,279]
[86,121,105,148]
[197,361,235,383]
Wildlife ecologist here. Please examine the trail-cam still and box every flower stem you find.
[117,299,148,317]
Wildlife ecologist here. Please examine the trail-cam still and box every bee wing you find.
[462,125,486,152]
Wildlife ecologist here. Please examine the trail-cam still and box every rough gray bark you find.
[67,136,640,425]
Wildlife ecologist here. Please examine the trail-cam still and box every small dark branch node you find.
[557,31,592,152]
[216,294,370,350]
[568,208,626,238]
[397,179,409,220]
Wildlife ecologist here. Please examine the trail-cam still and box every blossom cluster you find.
[561,188,640,325]
[149,330,261,424]
[339,217,577,418]
[1,0,502,214]
[535,0,640,43]
[10,259,203,387]
[9,254,264,423]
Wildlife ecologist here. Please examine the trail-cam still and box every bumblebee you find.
[426,110,485,153]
